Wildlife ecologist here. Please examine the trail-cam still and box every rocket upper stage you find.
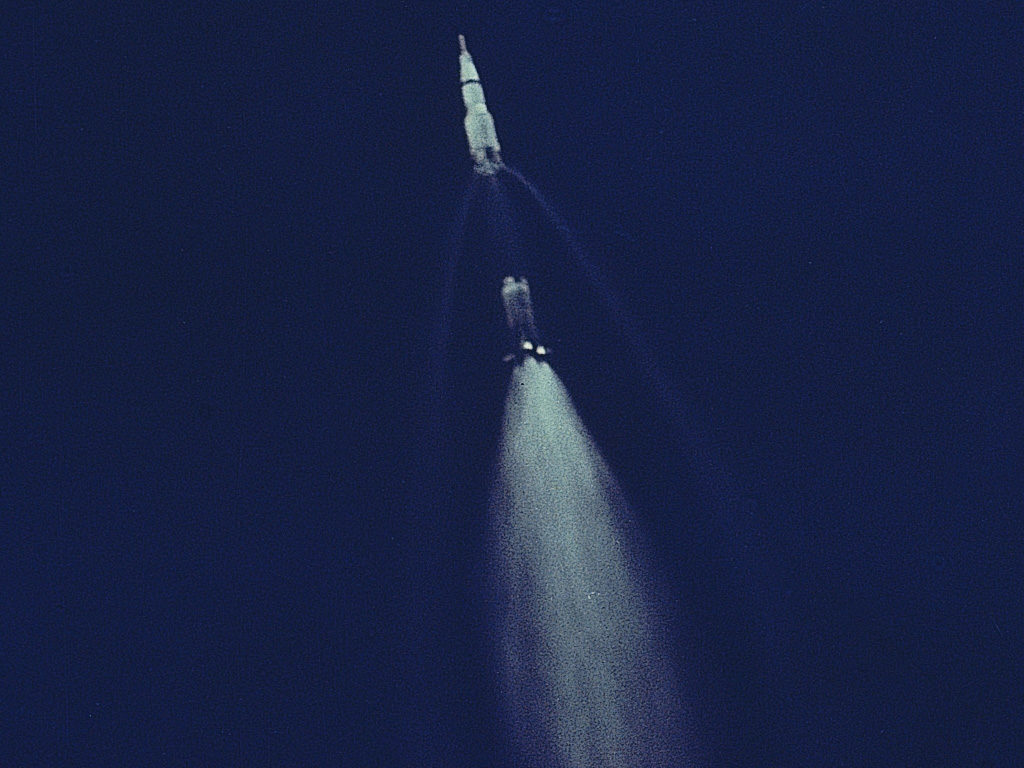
[459,35,504,175]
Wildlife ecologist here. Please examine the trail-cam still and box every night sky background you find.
[5,2,1023,766]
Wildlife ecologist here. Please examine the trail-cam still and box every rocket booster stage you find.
[459,35,504,175]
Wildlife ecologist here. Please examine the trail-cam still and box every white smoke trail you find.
[488,357,698,767]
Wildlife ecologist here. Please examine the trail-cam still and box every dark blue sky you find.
[5,2,1022,766]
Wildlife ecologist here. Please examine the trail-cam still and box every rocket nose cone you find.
[458,34,467,53]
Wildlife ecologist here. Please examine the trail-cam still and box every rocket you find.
[459,35,504,175]
[501,276,548,363]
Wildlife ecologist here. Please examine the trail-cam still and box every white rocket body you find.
[459,35,504,175]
